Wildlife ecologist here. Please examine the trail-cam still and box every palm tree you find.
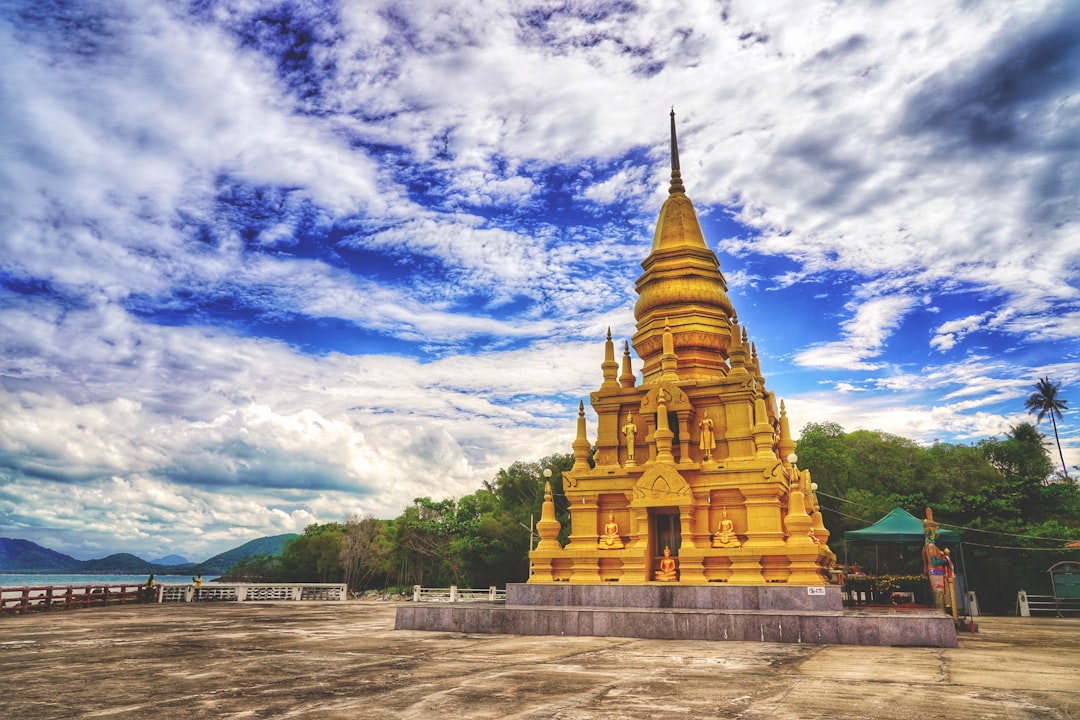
[1025,376,1069,479]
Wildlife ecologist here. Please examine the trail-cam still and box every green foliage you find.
[275,523,348,583]
[339,515,392,593]
[219,553,280,582]
[379,454,575,589]
[799,420,1080,614]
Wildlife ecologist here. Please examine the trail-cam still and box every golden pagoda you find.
[530,111,835,585]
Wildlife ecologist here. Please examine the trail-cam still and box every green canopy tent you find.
[844,507,970,612]
[845,507,961,543]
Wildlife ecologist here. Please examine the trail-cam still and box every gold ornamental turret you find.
[632,110,735,382]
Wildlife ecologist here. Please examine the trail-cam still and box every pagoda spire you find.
[778,399,796,468]
[619,341,636,388]
[572,400,591,470]
[669,107,685,195]
[601,327,619,389]
[632,110,734,382]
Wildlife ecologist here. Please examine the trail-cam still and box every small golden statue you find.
[622,414,638,465]
[712,509,740,548]
[656,545,677,581]
[698,411,716,462]
[598,513,625,550]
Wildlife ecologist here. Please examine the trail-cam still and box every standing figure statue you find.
[698,411,716,462]
[622,414,638,465]
[922,507,947,610]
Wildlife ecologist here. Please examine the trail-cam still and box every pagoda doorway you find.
[652,509,681,579]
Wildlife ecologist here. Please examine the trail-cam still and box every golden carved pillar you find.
[676,409,692,463]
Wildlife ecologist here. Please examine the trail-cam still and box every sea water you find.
[0,574,219,589]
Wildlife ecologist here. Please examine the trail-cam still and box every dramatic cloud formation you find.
[1,0,1077,560]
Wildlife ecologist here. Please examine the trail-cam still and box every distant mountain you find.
[190,534,297,575]
[80,553,167,574]
[0,538,83,573]
[150,554,189,566]
[0,534,298,575]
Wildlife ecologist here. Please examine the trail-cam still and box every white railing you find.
[1017,589,1080,617]
[412,585,505,603]
[159,583,347,603]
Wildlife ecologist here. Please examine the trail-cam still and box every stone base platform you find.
[394,584,958,648]
[506,583,845,612]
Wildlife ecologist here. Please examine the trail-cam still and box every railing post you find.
[450,585,458,602]
[1018,589,1030,617]
[489,586,497,601]
[413,585,421,602]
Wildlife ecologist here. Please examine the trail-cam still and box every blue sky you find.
[1,0,1078,561]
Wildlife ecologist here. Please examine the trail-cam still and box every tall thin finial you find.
[669,108,685,194]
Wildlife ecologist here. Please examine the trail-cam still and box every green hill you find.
[79,553,169,574]
[191,534,297,575]
[0,538,83,573]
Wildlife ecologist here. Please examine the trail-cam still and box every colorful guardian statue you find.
[529,112,835,585]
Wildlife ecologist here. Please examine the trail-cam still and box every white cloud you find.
[794,295,917,370]
[931,313,991,352]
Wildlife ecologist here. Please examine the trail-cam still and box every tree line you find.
[220,453,576,593]
[223,379,1076,613]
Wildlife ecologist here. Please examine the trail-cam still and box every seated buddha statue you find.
[655,545,677,581]
[598,513,624,549]
[712,509,740,548]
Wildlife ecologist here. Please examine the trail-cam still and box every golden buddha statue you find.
[712,509,740,548]
[599,513,625,550]
[656,546,677,581]
[622,414,638,465]
[698,411,715,462]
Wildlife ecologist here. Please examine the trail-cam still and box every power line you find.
[816,490,1077,545]
[960,541,1080,552]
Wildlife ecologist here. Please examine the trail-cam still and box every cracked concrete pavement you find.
[1,602,1077,719]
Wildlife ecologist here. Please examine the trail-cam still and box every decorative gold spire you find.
[778,399,796,468]
[729,315,749,375]
[572,400,591,469]
[633,111,735,382]
[619,340,636,388]
[534,481,562,550]
[752,381,776,460]
[653,389,676,463]
[669,108,685,195]
[601,327,619,389]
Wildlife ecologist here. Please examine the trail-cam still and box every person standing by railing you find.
[143,575,156,603]
[193,574,203,602]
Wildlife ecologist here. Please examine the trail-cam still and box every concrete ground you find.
[1,602,1077,720]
